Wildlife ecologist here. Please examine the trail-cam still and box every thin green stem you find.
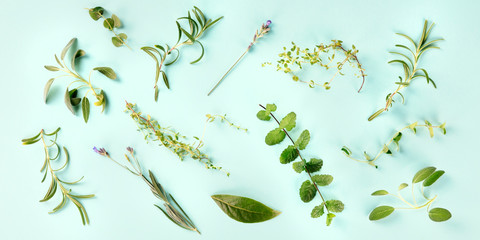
[207,49,249,96]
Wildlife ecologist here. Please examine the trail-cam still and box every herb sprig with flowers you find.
[93,147,200,234]
[22,128,94,225]
[207,20,272,96]
[141,6,223,101]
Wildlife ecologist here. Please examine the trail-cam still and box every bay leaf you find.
[211,194,280,223]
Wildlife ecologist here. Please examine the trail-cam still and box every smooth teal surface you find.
[1,0,479,239]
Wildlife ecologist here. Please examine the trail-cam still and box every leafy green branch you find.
[87,6,131,49]
[342,121,446,168]
[22,128,94,225]
[369,166,451,222]
[368,20,443,121]
[257,104,343,226]
[44,38,117,123]
[141,6,223,101]
[264,40,366,92]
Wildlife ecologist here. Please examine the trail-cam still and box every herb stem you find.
[207,49,249,96]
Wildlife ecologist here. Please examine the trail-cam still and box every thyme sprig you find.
[94,147,200,233]
[368,20,443,121]
[22,128,94,225]
[207,20,272,96]
[87,6,131,49]
[258,104,343,226]
[342,121,446,168]
[369,166,451,222]
[141,6,223,101]
[264,41,366,92]
[44,38,117,123]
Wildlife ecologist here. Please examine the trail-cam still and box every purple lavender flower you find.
[126,147,134,154]
[266,20,272,26]
[93,147,109,157]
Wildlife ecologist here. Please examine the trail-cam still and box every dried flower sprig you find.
[22,128,94,225]
[257,104,343,226]
[141,6,223,101]
[87,6,131,49]
[369,166,451,222]
[193,114,248,149]
[44,38,117,123]
[94,147,200,233]
[263,41,366,92]
[125,102,228,175]
[207,20,272,96]
[368,20,443,121]
[341,121,446,168]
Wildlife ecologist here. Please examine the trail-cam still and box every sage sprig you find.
[94,147,200,233]
[211,194,281,223]
[369,166,451,222]
[87,6,131,49]
[141,6,223,101]
[257,104,343,226]
[264,41,366,91]
[44,38,117,123]
[368,20,443,121]
[342,121,446,168]
[207,20,272,96]
[22,128,94,225]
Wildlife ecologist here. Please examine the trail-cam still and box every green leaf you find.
[294,130,310,150]
[154,86,159,102]
[299,180,316,202]
[265,128,286,145]
[204,16,223,30]
[341,146,352,155]
[412,166,436,183]
[118,33,127,40]
[61,38,76,60]
[211,194,281,223]
[279,112,296,131]
[398,183,408,190]
[112,37,123,47]
[326,213,335,226]
[162,71,170,89]
[180,27,195,43]
[371,190,389,196]
[45,65,59,71]
[292,161,304,173]
[428,208,452,222]
[279,145,298,164]
[368,108,385,121]
[190,41,204,64]
[82,97,90,123]
[311,174,333,186]
[311,203,325,218]
[111,14,121,28]
[71,49,85,71]
[393,132,402,143]
[64,88,75,114]
[256,110,271,121]
[103,18,115,30]
[44,78,55,103]
[325,200,344,213]
[265,104,277,112]
[423,170,445,187]
[369,206,395,221]
[71,97,81,106]
[88,7,104,21]
[94,67,117,80]
[305,158,323,173]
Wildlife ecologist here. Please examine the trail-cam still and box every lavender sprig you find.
[207,20,271,96]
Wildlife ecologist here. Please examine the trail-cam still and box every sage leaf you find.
[412,166,436,183]
[294,130,310,150]
[369,206,394,221]
[64,88,75,114]
[71,49,85,71]
[311,174,333,186]
[44,78,55,103]
[279,145,298,164]
[82,97,90,123]
[211,194,281,223]
[61,38,76,59]
[325,200,344,213]
[305,158,323,173]
[94,67,117,80]
[299,180,316,202]
[279,112,296,131]
[423,170,445,187]
[371,190,389,196]
[265,128,286,145]
[45,65,60,71]
[311,203,325,218]
[428,208,452,222]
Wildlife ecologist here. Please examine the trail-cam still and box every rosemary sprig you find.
[207,20,271,96]
[44,38,117,123]
[141,6,223,101]
[87,6,131,49]
[264,41,366,92]
[368,20,443,121]
[93,147,200,233]
[22,128,94,225]
[342,121,446,168]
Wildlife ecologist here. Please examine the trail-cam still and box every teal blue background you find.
[1,0,479,239]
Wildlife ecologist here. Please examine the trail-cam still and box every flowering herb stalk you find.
[22,128,94,225]
[368,20,443,121]
[94,147,200,234]
[207,20,272,96]
[141,6,223,101]
[341,121,446,168]
[44,38,117,123]
[87,6,131,49]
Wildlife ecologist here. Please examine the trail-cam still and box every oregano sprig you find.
[368,20,443,121]
[141,6,223,101]
[257,104,343,226]
[87,6,131,49]
[93,147,200,233]
[369,166,451,222]
[342,121,446,168]
[22,128,94,225]
[264,41,366,91]
[44,38,117,123]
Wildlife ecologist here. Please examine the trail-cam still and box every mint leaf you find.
[294,129,310,150]
[256,110,271,121]
[311,174,333,186]
[326,213,335,226]
[265,128,286,145]
[292,161,304,173]
[325,200,344,213]
[279,112,296,131]
[299,180,316,202]
[305,158,323,173]
[280,145,298,164]
[311,203,325,218]
[265,103,277,112]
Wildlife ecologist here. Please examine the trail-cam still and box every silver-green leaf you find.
[211,194,281,223]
